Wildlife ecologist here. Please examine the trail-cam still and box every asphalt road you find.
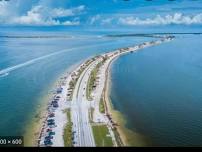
[71,59,101,147]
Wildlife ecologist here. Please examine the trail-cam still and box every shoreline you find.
[104,57,127,145]
[104,57,152,146]
[23,61,84,146]
[24,91,53,146]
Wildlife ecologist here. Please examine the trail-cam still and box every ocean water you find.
[110,34,202,146]
[0,31,151,137]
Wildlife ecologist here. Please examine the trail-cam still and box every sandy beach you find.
[23,61,83,146]
[104,60,151,146]
[24,84,56,146]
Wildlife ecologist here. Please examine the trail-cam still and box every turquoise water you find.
[110,34,202,146]
[0,31,150,137]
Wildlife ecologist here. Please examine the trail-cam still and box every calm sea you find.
[110,34,202,146]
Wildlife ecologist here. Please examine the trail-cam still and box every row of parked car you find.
[43,94,61,146]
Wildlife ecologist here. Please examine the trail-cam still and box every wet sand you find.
[104,58,152,147]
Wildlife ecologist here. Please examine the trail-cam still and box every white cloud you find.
[0,1,8,16]
[62,20,80,26]
[88,13,202,26]
[0,1,14,21]
[89,15,113,25]
[0,2,85,26]
[101,18,113,25]
[118,13,202,25]
[51,5,85,17]
[89,15,101,25]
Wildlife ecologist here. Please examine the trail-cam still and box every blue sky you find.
[0,0,202,28]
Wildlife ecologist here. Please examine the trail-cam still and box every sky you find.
[0,0,202,28]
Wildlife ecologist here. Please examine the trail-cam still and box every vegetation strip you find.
[86,56,108,101]
[68,59,93,101]
[63,109,73,147]
[99,97,105,113]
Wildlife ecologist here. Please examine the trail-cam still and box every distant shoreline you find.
[106,33,201,38]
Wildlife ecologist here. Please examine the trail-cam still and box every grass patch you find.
[68,59,93,101]
[86,55,108,101]
[92,125,113,147]
[89,107,94,123]
[99,97,105,113]
[86,66,98,100]
[86,62,103,100]
[63,109,73,147]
